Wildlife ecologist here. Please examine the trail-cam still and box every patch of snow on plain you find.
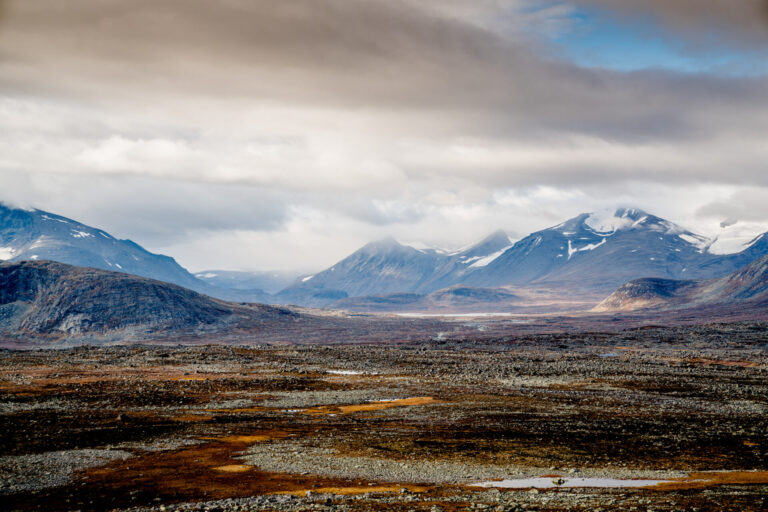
[327,370,363,376]
[0,247,15,260]
[468,245,512,268]
[115,263,122,269]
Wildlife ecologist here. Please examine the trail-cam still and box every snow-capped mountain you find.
[276,208,768,307]
[0,203,269,302]
[0,203,204,287]
[461,208,730,292]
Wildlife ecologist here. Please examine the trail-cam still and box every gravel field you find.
[0,322,766,511]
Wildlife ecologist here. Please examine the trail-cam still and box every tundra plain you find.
[1,323,767,511]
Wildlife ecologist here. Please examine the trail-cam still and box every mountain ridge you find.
[278,208,768,307]
[0,204,269,303]
[595,254,768,312]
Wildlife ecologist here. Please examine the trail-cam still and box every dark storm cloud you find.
[0,0,766,144]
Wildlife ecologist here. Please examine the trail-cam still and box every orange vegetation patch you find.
[305,397,439,415]
[211,434,279,444]
[655,471,768,491]
[17,428,412,511]
[213,465,253,473]
[276,484,431,496]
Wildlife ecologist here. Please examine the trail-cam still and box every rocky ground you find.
[0,322,767,511]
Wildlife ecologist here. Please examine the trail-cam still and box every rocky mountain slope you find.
[595,254,768,312]
[0,204,268,303]
[0,260,455,345]
[0,260,297,339]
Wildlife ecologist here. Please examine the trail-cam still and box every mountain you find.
[461,208,726,293]
[274,208,768,308]
[274,237,450,306]
[0,204,269,302]
[0,260,454,346]
[595,254,768,312]
[273,232,515,306]
[0,260,294,338]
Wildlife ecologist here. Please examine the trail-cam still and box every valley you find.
[1,324,766,511]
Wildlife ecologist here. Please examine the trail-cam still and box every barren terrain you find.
[1,323,767,511]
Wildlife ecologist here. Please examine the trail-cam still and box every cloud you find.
[1,0,766,142]
[0,1,767,270]
[574,0,768,48]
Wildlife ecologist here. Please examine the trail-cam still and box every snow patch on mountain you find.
[567,238,606,259]
[708,223,768,255]
[41,214,69,224]
[29,236,51,250]
[709,233,765,255]
[468,245,513,268]
[678,233,711,252]
[584,209,638,233]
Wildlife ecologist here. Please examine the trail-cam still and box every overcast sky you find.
[1,0,767,272]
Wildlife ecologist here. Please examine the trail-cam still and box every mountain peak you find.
[362,237,406,251]
[582,207,653,234]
